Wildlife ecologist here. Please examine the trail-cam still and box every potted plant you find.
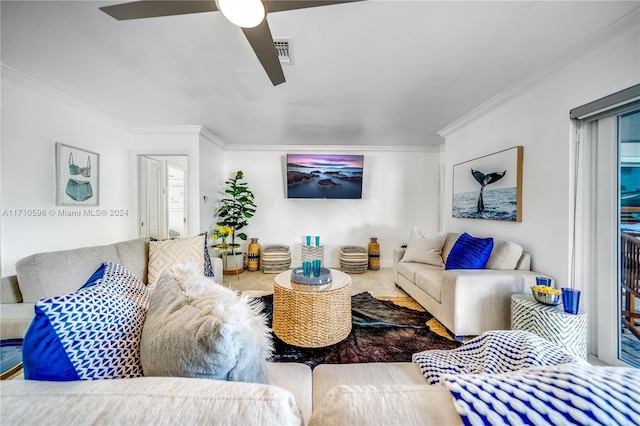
[215,171,257,274]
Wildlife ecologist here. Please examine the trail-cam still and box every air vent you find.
[274,38,293,65]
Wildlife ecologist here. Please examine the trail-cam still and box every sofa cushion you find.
[309,384,462,426]
[401,230,445,267]
[140,265,272,383]
[414,269,445,303]
[112,238,150,284]
[485,240,524,270]
[16,244,121,303]
[445,233,494,270]
[397,261,442,283]
[311,363,427,409]
[22,262,149,381]
[441,232,461,264]
[147,234,213,286]
[1,377,304,426]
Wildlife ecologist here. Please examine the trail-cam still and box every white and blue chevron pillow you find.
[443,364,640,425]
[23,262,149,381]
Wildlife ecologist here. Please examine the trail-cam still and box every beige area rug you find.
[226,268,455,341]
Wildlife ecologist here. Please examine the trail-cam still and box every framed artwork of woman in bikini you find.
[55,143,100,206]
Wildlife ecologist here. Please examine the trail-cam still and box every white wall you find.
[441,12,639,288]
[0,70,225,275]
[1,70,132,275]
[223,147,441,267]
[199,129,225,241]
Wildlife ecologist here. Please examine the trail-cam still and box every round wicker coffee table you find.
[272,269,352,348]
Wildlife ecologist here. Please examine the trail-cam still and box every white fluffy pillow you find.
[140,263,272,384]
[401,230,445,267]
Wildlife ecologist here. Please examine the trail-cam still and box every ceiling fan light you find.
[216,0,265,28]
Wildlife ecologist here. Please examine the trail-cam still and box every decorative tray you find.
[290,267,332,285]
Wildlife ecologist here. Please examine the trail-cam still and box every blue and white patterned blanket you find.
[413,330,582,385]
[443,364,640,426]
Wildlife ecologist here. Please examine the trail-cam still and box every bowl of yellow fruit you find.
[531,285,562,306]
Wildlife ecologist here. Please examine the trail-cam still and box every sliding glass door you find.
[574,88,640,366]
[619,109,640,367]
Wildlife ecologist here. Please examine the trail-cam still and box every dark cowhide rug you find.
[258,292,462,369]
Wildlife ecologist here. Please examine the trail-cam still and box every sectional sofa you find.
[0,237,460,425]
[2,237,636,425]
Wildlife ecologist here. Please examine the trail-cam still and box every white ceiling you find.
[1,1,638,147]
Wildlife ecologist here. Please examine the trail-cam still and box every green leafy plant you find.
[216,171,257,246]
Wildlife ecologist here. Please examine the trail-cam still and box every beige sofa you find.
[0,238,459,425]
[393,232,542,339]
[0,237,224,339]
[2,361,462,425]
[3,237,584,426]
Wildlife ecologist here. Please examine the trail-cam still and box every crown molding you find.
[438,7,640,138]
[1,64,130,131]
[199,127,226,150]
[224,143,442,153]
[129,125,204,135]
[129,125,227,149]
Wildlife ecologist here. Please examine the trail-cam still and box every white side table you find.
[511,294,587,360]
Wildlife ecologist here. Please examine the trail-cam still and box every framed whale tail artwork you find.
[452,146,523,222]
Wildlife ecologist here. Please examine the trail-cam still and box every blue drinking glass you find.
[562,288,581,314]
[313,259,321,277]
[536,276,552,286]
[302,261,311,277]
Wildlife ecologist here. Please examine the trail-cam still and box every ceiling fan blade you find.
[100,1,218,21]
[241,21,286,86]
[266,0,364,14]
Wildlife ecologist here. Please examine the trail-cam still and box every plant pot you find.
[222,251,245,275]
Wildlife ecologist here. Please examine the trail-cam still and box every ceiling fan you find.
[100,0,363,86]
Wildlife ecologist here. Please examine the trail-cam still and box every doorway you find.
[138,155,188,240]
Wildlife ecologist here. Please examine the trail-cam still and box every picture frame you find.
[452,146,523,222]
[55,143,100,206]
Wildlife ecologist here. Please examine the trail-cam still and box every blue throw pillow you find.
[445,233,494,270]
[22,262,149,381]
[202,232,214,278]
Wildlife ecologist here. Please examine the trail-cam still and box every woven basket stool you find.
[260,245,291,274]
[272,269,352,348]
[339,246,368,273]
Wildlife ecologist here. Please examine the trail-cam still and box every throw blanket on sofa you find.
[442,364,640,426]
[412,330,581,385]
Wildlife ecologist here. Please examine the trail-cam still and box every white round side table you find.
[511,293,587,360]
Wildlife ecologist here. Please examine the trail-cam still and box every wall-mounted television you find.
[286,154,364,199]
